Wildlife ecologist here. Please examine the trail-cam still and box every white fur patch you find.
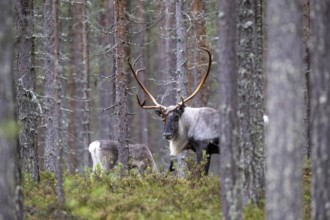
[88,140,100,153]
[89,140,101,171]
[263,114,269,125]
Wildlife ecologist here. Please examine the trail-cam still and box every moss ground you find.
[24,165,311,220]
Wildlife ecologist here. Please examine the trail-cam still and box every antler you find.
[177,48,212,106]
[128,56,167,111]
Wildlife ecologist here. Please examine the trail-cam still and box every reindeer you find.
[128,48,219,175]
[88,140,158,175]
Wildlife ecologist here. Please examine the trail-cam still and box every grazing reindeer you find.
[88,140,158,175]
[128,48,219,175]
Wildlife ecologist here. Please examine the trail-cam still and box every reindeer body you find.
[163,106,220,174]
[88,140,158,174]
[167,106,220,155]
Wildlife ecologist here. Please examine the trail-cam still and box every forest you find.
[0,0,329,219]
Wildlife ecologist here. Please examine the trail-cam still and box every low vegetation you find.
[24,164,311,220]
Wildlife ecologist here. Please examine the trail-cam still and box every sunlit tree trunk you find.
[16,0,40,182]
[266,0,304,219]
[218,0,243,219]
[310,1,330,219]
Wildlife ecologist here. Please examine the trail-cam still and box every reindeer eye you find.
[154,110,162,116]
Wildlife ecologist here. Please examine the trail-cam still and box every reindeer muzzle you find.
[163,132,173,140]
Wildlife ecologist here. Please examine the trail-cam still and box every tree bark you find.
[175,0,188,177]
[237,0,265,204]
[99,0,115,140]
[192,0,208,107]
[266,0,304,219]
[0,0,23,218]
[310,1,330,219]
[67,5,78,173]
[16,0,40,182]
[114,0,130,174]
[43,0,65,204]
[43,0,60,172]
[137,0,148,146]
[218,0,243,219]
[164,0,177,105]
[73,0,91,169]
[303,0,311,159]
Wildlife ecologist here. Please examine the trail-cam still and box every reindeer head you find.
[157,103,185,140]
[128,48,212,140]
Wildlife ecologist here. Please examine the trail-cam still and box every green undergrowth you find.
[23,166,311,220]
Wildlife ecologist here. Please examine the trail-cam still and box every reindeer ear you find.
[178,104,185,113]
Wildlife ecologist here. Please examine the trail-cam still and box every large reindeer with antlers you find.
[129,48,219,175]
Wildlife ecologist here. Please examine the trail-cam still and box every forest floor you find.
[24,163,311,220]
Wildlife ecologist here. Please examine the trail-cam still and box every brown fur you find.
[89,140,158,174]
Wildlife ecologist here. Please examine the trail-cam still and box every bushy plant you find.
[24,164,312,220]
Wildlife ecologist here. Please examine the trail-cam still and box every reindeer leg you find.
[168,159,176,172]
[204,154,211,175]
[195,141,212,175]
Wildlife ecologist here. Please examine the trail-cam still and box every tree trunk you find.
[43,0,60,172]
[73,0,91,169]
[192,0,208,107]
[175,0,188,177]
[165,0,177,105]
[137,0,148,146]
[43,0,65,204]
[237,0,265,204]
[99,0,115,140]
[0,1,23,219]
[16,0,40,182]
[303,0,311,159]
[266,0,304,219]
[218,0,243,219]
[154,0,176,168]
[310,1,330,219]
[114,0,130,174]
[67,5,78,173]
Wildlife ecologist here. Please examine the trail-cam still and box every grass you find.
[23,166,311,220]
